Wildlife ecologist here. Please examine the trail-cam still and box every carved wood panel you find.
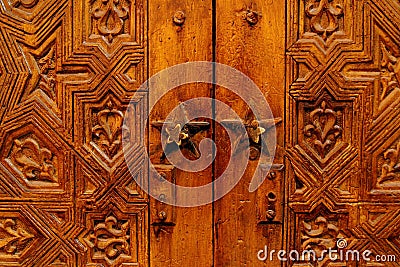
[0,0,148,265]
[286,0,400,266]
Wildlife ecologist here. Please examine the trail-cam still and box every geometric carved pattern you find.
[380,43,400,104]
[285,0,400,264]
[287,0,400,265]
[0,0,148,263]
[18,39,62,117]
[2,0,400,265]
[34,45,57,102]
[358,4,400,201]
[377,41,400,114]
[341,25,400,120]
[75,82,146,172]
[288,0,358,57]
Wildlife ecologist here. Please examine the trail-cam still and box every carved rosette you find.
[84,215,130,265]
[79,207,147,267]
[305,0,344,40]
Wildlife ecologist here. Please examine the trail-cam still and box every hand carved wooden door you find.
[1,0,400,266]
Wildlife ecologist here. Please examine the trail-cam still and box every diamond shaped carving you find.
[91,100,127,160]
[0,209,45,265]
[74,81,146,172]
[296,92,353,168]
[0,113,72,199]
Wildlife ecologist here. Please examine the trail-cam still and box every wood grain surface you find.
[0,0,399,266]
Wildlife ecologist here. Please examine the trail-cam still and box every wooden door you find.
[1,0,400,266]
[285,1,400,266]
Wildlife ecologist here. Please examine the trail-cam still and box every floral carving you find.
[91,0,130,43]
[301,216,344,257]
[305,0,344,40]
[304,101,342,159]
[92,101,128,159]
[0,218,34,255]
[84,215,130,264]
[10,137,58,183]
[36,46,56,100]
[380,43,400,102]
[378,140,400,186]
